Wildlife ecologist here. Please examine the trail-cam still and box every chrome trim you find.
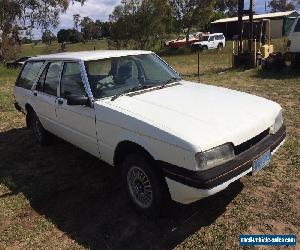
[79,60,94,100]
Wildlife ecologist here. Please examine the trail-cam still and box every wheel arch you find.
[113,140,157,169]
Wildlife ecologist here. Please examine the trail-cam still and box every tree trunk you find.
[185,27,190,47]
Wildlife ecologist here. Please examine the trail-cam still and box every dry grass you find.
[20,40,109,57]
[0,40,299,249]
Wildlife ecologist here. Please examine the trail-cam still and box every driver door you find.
[56,61,100,158]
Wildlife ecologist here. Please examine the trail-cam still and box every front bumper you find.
[160,126,286,204]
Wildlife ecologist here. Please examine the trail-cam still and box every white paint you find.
[165,167,252,204]
[28,50,152,62]
[193,33,225,49]
[288,16,300,52]
[212,10,298,24]
[14,51,285,204]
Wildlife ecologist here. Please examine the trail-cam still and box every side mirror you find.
[66,95,90,107]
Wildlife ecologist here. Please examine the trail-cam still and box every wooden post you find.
[249,0,254,52]
[238,0,244,54]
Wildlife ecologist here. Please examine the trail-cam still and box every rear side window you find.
[16,61,44,89]
[294,19,300,32]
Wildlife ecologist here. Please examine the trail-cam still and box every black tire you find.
[122,153,169,216]
[291,55,300,70]
[30,111,51,146]
[217,43,223,50]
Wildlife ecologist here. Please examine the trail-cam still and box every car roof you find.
[209,33,224,36]
[28,50,153,61]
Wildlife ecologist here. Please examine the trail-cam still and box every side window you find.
[294,19,300,32]
[44,62,62,96]
[16,61,44,90]
[209,36,214,42]
[61,62,86,98]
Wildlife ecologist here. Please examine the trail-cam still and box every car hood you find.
[98,81,281,152]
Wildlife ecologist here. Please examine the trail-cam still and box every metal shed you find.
[211,10,299,39]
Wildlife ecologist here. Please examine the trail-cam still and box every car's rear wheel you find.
[291,54,300,70]
[122,153,168,216]
[30,111,51,146]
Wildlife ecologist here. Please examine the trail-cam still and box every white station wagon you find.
[14,50,286,215]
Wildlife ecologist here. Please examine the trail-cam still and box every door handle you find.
[57,99,63,105]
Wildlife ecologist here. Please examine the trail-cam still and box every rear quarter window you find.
[16,61,44,90]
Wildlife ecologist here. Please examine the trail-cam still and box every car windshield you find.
[85,53,181,99]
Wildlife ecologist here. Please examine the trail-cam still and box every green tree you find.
[109,0,171,49]
[268,0,299,12]
[0,0,85,61]
[69,29,83,43]
[169,0,216,45]
[42,30,56,45]
[215,0,238,17]
[73,14,81,31]
[101,21,111,38]
[57,29,71,43]
[57,28,82,43]
[109,5,131,48]
[94,20,103,39]
[80,16,97,41]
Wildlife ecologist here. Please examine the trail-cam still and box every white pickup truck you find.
[14,50,286,215]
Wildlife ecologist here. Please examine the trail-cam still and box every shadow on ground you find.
[253,67,300,79]
[0,127,244,249]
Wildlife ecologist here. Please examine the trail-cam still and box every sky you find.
[35,0,299,38]
[58,0,265,29]
[59,0,122,29]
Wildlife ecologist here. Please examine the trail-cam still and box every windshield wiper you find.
[159,77,180,89]
[111,84,155,101]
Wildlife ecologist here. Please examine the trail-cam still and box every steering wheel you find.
[94,80,115,97]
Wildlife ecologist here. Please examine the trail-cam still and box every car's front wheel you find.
[122,153,168,216]
[30,111,51,146]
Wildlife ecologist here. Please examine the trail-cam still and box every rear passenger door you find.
[31,61,63,135]
[14,61,44,109]
[56,61,99,158]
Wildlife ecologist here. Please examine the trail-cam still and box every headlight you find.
[195,143,235,171]
[270,111,283,134]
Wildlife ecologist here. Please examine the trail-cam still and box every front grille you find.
[234,129,270,155]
